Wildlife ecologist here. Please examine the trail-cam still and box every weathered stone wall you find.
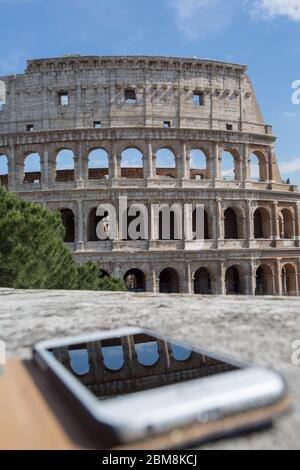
[0,56,266,134]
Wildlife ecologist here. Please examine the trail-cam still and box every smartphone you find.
[33,327,289,448]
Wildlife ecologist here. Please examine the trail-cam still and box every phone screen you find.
[48,333,239,400]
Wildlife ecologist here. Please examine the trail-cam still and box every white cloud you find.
[279,157,300,174]
[249,0,300,22]
[168,0,235,39]
[168,0,300,39]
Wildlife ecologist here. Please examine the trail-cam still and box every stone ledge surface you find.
[0,288,299,450]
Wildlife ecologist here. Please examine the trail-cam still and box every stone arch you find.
[278,208,294,239]
[121,147,144,179]
[249,149,268,182]
[59,208,75,243]
[88,207,109,242]
[189,148,208,180]
[101,339,124,371]
[24,152,41,183]
[56,149,75,182]
[194,267,212,294]
[221,148,240,181]
[255,264,274,296]
[281,263,297,296]
[124,268,146,292]
[158,205,181,241]
[69,347,89,376]
[225,265,243,295]
[0,153,8,187]
[224,207,243,239]
[156,148,177,178]
[88,148,109,180]
[159,267,180,293]
[253,207,271,239]
[134,336,159,367]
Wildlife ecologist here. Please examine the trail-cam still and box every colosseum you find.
[0,55,299,296]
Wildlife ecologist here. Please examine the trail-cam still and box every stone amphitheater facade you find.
[0,55,299,296]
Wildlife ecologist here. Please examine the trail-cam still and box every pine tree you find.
[0,188,126,291]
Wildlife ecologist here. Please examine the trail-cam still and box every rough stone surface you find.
[0,288,299,450]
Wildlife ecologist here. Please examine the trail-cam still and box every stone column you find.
[110,143,120,181]
[41,146,49,188]
[8,144,16,191]
[246,199,253,247]
[242,144,250,181]
[218,261,226,295]
[185,263,193,294]
[184,202,192,241]
[181,141,190,180]
[275,259,282,296]
[146,140,153,180]
[47,148,57,185]
[215,198,223,247]
[272,201,278,245]
[212,143,220,181]
[247,260,256,296]
[268,147,274,182]
[87,341,104,383]
[76,200,84,251]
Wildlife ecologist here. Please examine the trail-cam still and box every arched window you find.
[225,266,242,295]
[189,149,207,180]
[0,154,8,187]
[221,151,236,181]
[69,348,89,376]
[156,149,176,178]
[224,208,238,239]
[192,208,209,239]
[281,264,297,296]
[255,265,273,296]
[134,336,159,367]
[124,269,146,292]
[60,209,75,243]
[253,208,271,239]
[101,341,124,371]
[159,268,180,293]
[194,268,212,295]
[24,153,41,183]
[56,149,75,182]
[279,209,294,239]
[121,148,143,179]
[88,149,109,180]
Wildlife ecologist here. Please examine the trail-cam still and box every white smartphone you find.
[33,327,289,447]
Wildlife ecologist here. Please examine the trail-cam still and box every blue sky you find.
[0,0,300,184]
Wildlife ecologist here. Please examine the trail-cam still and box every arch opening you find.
[194,268,212,295]
[159,268,180,294]
[60,209,75,243]
[281,264,297,296]
[121,148,143,179]
[189,149,207,180]
[255,265,273,296]
[192,208,209,240]
[279,209,294,239]
[221,151,238,181]
[156,149,176,179]
[253,208,271,239]
[24,153,41,184]
[225,266,242,295]
[224,208,239,239]
[88,149,109,180]
[250,151,268,182]
[88,208,109,242]
[56,149,75,182]
[124,269,146,292]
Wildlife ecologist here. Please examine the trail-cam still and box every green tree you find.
[0,188,126,291]
[76,262,126,291]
